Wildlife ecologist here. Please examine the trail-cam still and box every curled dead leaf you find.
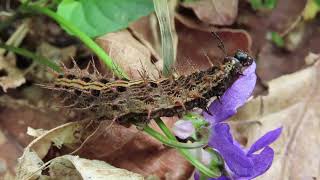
[96,30,162,80]
[181,0,239,26]
[27,127,48,139]
[15,120,113,179]
[16,149,44,180]
[50,155,143,180]
[25,120,99,159]
[15,118,193,179]
[16,151,143,180]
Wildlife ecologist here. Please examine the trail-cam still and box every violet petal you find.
[206,62,257,123]
[209,123,254,176]
[172,120,195,139]
[194,171,229,180]
[247,127,282,155]
[246,146,274,179]
[194,146,274,180]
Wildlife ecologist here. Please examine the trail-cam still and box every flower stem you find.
[0,44,61,72]
[153,118,175,139]
[21,4,128,79]
[154,118,221,178]
[143,125,206,149]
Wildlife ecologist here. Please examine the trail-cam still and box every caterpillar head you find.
[233,49,254,67]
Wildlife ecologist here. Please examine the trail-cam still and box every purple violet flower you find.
[206,124,282,180]
[201,62,282,179]
[173,62,282,180]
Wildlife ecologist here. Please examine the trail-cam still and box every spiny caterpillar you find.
[47,50,253,125]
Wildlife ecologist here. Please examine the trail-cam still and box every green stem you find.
[0,44,61,72]
[21,4,128,79]
[154,118,221,178]
[154,118,175,139]
[143,125,206,149]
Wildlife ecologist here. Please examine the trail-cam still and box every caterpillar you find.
[47,49,253,125]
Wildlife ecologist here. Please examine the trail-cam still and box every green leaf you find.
[303,0,320,20]
[249,0,263,10]
[265,0,277,9]
[57,0,154,38]
[0,44,61,72]
[249,0,277,10]
[268,31,284,47]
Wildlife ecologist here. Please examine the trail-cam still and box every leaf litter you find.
[0,55,26,92]
[1,0,320,179]
[16,120,143,180]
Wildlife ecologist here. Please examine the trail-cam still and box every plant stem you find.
[0,44,61,72]
[22,4,128,79]
[154,118,175,139]
[154,118,221,178]
[143,125,206,149]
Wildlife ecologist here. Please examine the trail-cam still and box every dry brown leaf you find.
[15,120,107,179]
[75,118,193,180]
[16,151,143,180]
[25,120,99,159]
[0,99,71,178]
[0,56,26,92]
[230,56,320,179]
[16,115,193,179]
[0,104,71,148]
[27,127,48,139]
[175,19,252,75]
[181,0,238,25]
[15,120,145,180]
[236,0,307,55]
[257,33,320,82]
[129,15,162,55]
[96,30,162,80]
[0,128,22,178]
[36,42,76,64]
[50,155,144,180]
[304,52,320,65]
[268,0,306,35]
[16,149,44,180]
